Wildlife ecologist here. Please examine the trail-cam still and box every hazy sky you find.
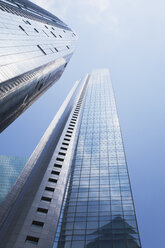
[1,0,165,246]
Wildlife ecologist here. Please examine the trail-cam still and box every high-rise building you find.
[0,0,77,133]
[0,69,141,248]
[0,155,27,203]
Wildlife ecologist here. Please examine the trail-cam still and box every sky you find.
[1,0,165,246]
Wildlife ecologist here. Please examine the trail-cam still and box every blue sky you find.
[1,0,165,246]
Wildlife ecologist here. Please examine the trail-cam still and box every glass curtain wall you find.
[54,69,141,248]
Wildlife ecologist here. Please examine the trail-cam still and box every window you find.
[66,45,70,49]
[45,186,55,192]
[42,29,49,37]
[54,163,62,168]
[51,170,60,175]
[64,138,70,142]
[59,152,66,156]
[51,31,56,37]
[68,127,74,131]
[65,134,71,138]
[48,178,57,183]
[37,45,46,55]
[26,20,31,25]
[69,124,75,127]
[59,34,62,38]
[54,47,58,52]
[41,196,52,202]
[37,207,48,214]
[56,157,64,162]
[34,28,39,33]
[19,25,28,35]
[60,147,67,151]
[67,131,72,134]
[62,142,69,146]
[32,220,44,228]
[25,236,39,245]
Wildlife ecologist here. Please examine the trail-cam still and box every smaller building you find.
[0,155,27,203]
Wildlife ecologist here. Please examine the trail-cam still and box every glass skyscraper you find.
[0,0,77,133]
[54,70,141,248]
[0,69,141,248]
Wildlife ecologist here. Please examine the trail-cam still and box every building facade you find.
[0,155,27,203]
[0,69,141,248]
[0,0,77,133]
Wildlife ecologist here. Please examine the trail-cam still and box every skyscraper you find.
[0,0,77,133]
[0,69,141,248]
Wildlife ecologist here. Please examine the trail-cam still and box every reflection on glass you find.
[85,216,140,248]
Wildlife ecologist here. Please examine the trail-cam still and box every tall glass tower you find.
[0,69,141,248]
[0,0,77,133]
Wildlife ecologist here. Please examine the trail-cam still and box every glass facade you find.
[0,0,77,132]
[54,69,141,248]
[0,155,27,203]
